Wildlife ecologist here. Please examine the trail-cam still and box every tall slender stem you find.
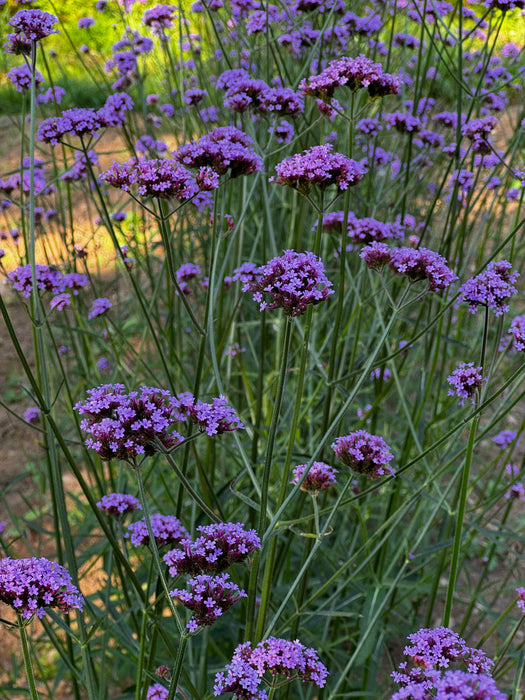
[18,617,40,700]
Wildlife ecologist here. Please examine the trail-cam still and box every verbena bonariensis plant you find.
[0,0,524,698]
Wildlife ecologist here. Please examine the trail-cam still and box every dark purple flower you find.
[175,127,263,178]
[391,670,505,700]
[332,430,394,479]
[176,394,245,436]
[7,65,45,92]
[74,384,186,461]
[508,315,525,351]
[214,637,328,698]
[146,684,168,700]
[5,10,58,54]
[291,462,337,493]
[300,54,399,101]
[170,573,246,632]
[142,4,176,35]
[271,144,364,194]
[78,17,95,29]
[458,261,519,316]
[243,250,334,316]
[492,430,518,448]
[163,522,261,576]
[505,482,525,500]
[24,407,40,424]
[385,111,423,133]
[516,587,525,613]
[128,514,189,547]
[360,244,457,292]
[0,557,83,619]
[8,264,63,297]
[50,293,72,311]
[462,116,498,154]
[447,363,487,405]
[100,158,201,200]
[96,493,142,517]
[88,297,112,320]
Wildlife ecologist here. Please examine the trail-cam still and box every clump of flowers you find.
[291,462,338,493]
[271,144,364,194]
[146,684,168,700]
[242,250,334,316]
[24,407,40,425]
[300,54,399,101]
[175,127,263,178]
[163,522,261,576]
[100,158,202,200]
[170,573,247,632]
[88,297,112,319]
[447,363,487,405]
[128,514,189,547]
[492,430,519,449]
[390,627,502,700]
[508,315,525,351]
[332,431,394,478]
[74,384,185,460]
[457,261,519,316]
[360,244,457,292]
[176,394,245,436]
[0,557,83,619]
[516,588,525,613]
[462,116,498,154]
[214,637,328,698]
[96,493,142,518]
[5,10,59,54]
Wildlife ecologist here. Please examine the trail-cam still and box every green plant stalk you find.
[167,634,189,700]
[135,559,156,700]
[18,617,39,700]
[246,316,294,642]
[135,464,185,635]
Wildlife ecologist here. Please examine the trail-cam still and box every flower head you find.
[291,462,337,493]
[300,54,399,101]
[516,588,525,614]
[24,407,40,425]
[170,573,246,632]
[458,261,519,316]
[128,514,189,547]
[447,363,487,405]
[214,637,328,698]
[146,684,168,700]
[243,250,334,316]
[96,493,142,518]
[74,384,186,461]
[164,522,261,577]
[5,10,58,53]
[332,430,394,478]
[271,144,364,194]
[0,557,83,619]
[100,158,202,200]
[88,297,111,320]
[508,315,525,351]
[175,127,263,178]
[492,430,519,449]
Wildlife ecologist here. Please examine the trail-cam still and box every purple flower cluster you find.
[146,684,168,700]
[0,557,83,619]
[390,627,501,700]
[300,54,399,101]
[163,522,261,576]
[7,65,45,92]
[5,10,58,54]
[492,429,518,448]
[271,144,364,194]
[508,315,525,351]
[88,297,112,320]
[142,4,176,32]
[360,243,457,292]
[458,261,519,316]
[332,430,394,479]
[96,493,142,518]
[291,462,338,493]
[217,70,304,117]
[214,638,328,699]
[322,211,405,244]
[100,158,202,201]
[37,93,133,145]
[462,116,498,154]
[170,573,247,632]
[517,587,525,613]
[175,127,263,178]
[447,363,486,405]
[75,384,244,461]
[128,514,189,547]
[74,384,185,460]
[7,265,89,299]
[242,250,334,317]
[24,407,41,425]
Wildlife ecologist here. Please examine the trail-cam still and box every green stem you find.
[167,634,189,700]
[18,617,39,700]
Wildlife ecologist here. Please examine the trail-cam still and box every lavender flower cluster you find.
[163,522,261,576]
[360,243,457,292]
[96,493,142,518]
[214,637,328,699]
[300,54,400,101]
[175,127,263,178]
[332,430,394,479]
[390,627,503,699]
[0,557,83,619]
[74,384,244,461]
[457,261,519,316]
[242,250,334,316]
[5,9,58,54]
[447,363,487,405]
[171,573,247,632]
[271,144,364,194]
[291,462,338,493]
[100,158,202,201]
[128,514,189,547]
[7,265,89,299]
